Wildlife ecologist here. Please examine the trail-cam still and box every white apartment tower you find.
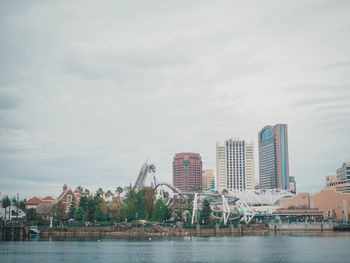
[216,139,254,192]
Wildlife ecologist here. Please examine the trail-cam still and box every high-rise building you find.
[216,139,254,192]
[216,143,226,192]
[258,124,290,190]
[202,169,215,192]
[325,162,350,193]
[173,152,202,192]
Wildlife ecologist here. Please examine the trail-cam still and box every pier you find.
[0,221,28,240]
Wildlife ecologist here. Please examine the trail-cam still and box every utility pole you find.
[17,193,19,222]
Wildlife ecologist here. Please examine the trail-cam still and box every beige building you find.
[216,142,226,192]
[202,169,215,192]
[216,139,254,192]
[280,189,350,221]
[325,162,350,193]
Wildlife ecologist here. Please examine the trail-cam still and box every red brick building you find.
[57,184,81,206]
[173,152,202,192]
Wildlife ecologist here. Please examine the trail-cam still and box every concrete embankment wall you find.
[269,222,333,231]
[38,224,270,237]
[39,223,334,237]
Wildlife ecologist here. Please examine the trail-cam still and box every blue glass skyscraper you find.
[258,124,290,189]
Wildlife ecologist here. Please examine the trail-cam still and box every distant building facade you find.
[279,189,350,221]
[289,176,296,194]
[325,162,350,193]
[24,196,55,210]
[0,205,26,221]
[202,169,215,192]
[173,153,202,192]
[258,124,289,190]
[216,138,254,192]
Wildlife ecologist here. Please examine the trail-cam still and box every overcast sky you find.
[1,0,350,199]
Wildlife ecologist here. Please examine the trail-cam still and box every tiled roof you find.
[24,196,44,205]
[42,196,55,203]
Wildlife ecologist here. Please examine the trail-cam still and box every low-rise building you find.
[280,189,350,221]
[57,184,81,207]
[325,162,350,193]
[273,208,323,221]
[24,195,56,210]
[0,205,26,220]
[24,197,46,210]
[36,203,55,220]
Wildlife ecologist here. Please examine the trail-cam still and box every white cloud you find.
[0,0,350,198]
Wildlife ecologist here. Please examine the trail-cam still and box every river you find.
[1,232,349,263]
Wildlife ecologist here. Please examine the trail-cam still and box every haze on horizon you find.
[1,0,350,199]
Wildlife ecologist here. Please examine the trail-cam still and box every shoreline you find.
[38,222,335,237]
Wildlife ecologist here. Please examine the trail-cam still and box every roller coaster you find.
[134,162,294,224]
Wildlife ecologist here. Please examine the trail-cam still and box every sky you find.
[1,0,350,199]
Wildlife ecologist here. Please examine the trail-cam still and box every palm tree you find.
[84,188,90,196]
[116,186,123,196]
[222,189,228,194]
[105,190,113,201]
[2,196,11,221]
[76,186,84,194]
[96,188,104,197]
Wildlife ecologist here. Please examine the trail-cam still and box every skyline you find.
[1,0,350,198]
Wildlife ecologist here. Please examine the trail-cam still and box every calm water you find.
[1,232,350,263]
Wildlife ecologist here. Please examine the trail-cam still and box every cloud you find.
[0,0,350,198]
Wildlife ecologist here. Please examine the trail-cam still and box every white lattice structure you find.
[133,162,294,225]
[228,189,294,223]
[190,192,238,225]
[229,189,293,205]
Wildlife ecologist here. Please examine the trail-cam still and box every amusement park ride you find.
[134,162,294,224]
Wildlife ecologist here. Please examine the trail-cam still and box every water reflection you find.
[1,233,350,263]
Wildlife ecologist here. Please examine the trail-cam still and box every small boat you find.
[184,232,191,241]
[28,226,40,235]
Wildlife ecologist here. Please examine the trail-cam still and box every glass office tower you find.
[258,124,289,190]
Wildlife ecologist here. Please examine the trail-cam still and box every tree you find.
[87,198,98,221]
[84,189,90,196]
[11,196,18,207]
[200,199,212,225]
[79,196,88,215]
[96,188,104,197]
[68,201,76,219]
[165,205,172,221]
[105,190,113,201]
[162,191,169,199]
[331,209,337,221]
[19,199,26,210]
[27,208,37,221]
[74,207,85,222]
[120,189,145,221]
[168,197,186,221]
[54,200,67,223]
[116,186,123,196]
[2,195,11,220]
[152,199,167,222]
[95,207,106,221]
[76,186,84,194]
[222,189,228,194]
[110,197,122,218]
[142,187,156,219]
